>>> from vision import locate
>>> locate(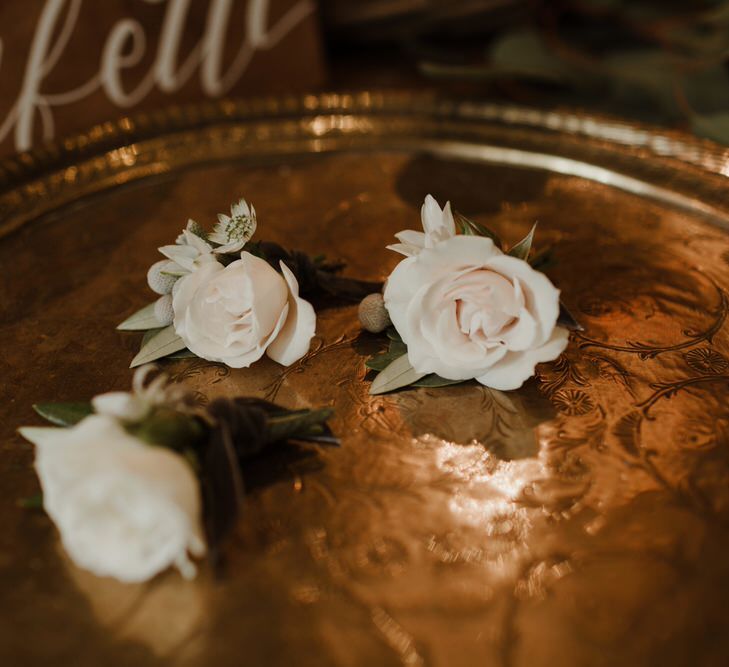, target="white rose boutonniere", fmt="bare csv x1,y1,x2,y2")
21,414,205,583
172,254,315,368
364,195,580,394
19,366,338,583
118,197,380,368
